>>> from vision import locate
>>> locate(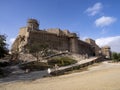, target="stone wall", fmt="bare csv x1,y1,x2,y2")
11,19,111,61
101,46,111,58
85,38,100,56
28,30,70,51
78,40,94,56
